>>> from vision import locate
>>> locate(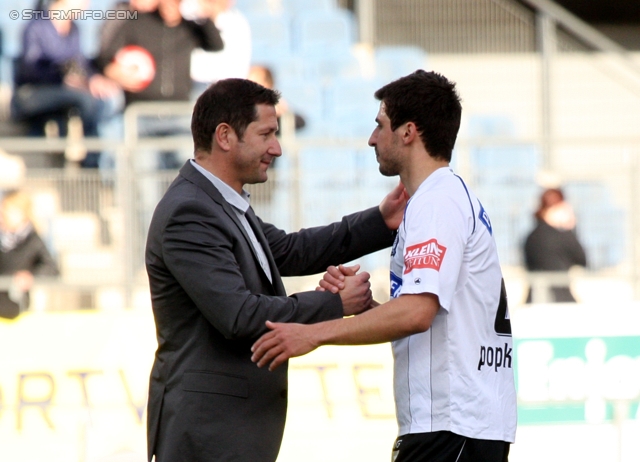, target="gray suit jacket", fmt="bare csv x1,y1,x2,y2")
145,161,395,461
